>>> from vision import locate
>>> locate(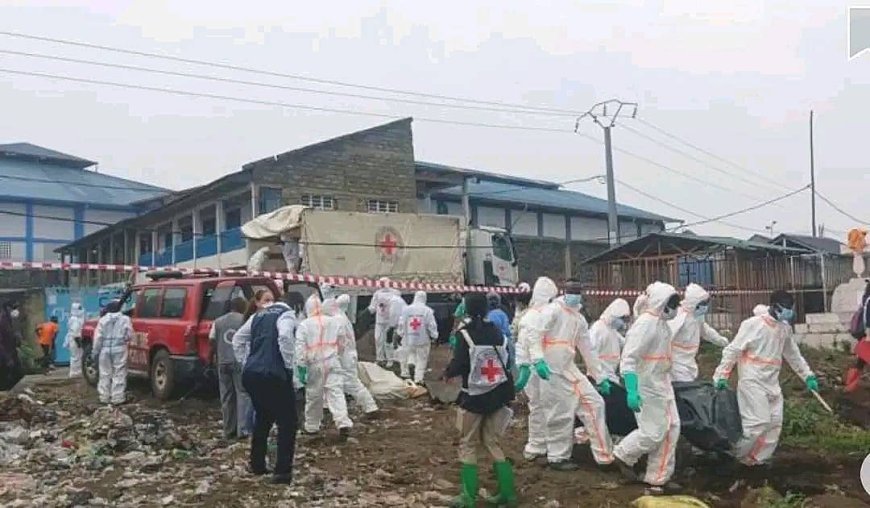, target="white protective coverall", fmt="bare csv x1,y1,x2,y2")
613,282,681,487
367,285,405,365
753,305,769,317
246,246,269,273
280,233,305,274
541,297,614,465
396,291,439,383
515,276,559,460
295,295,353,432
93,309,134,405
668,284,729,383
64,302,85,378
713,313,813,466
589,298,630,385
327,296,378,414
